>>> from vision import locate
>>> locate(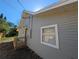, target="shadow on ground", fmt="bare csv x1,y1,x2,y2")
0,42,42,59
